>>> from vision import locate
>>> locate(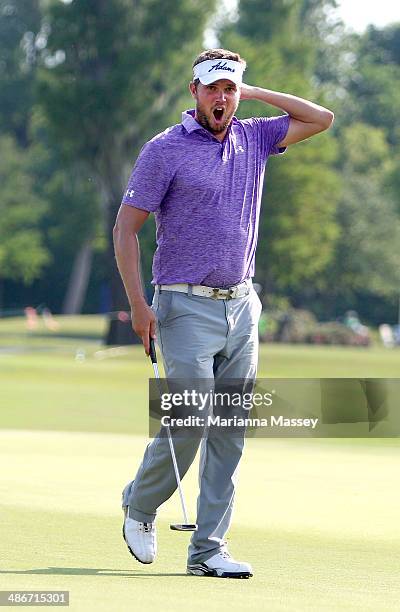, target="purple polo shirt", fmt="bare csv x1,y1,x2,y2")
121,109,290,288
